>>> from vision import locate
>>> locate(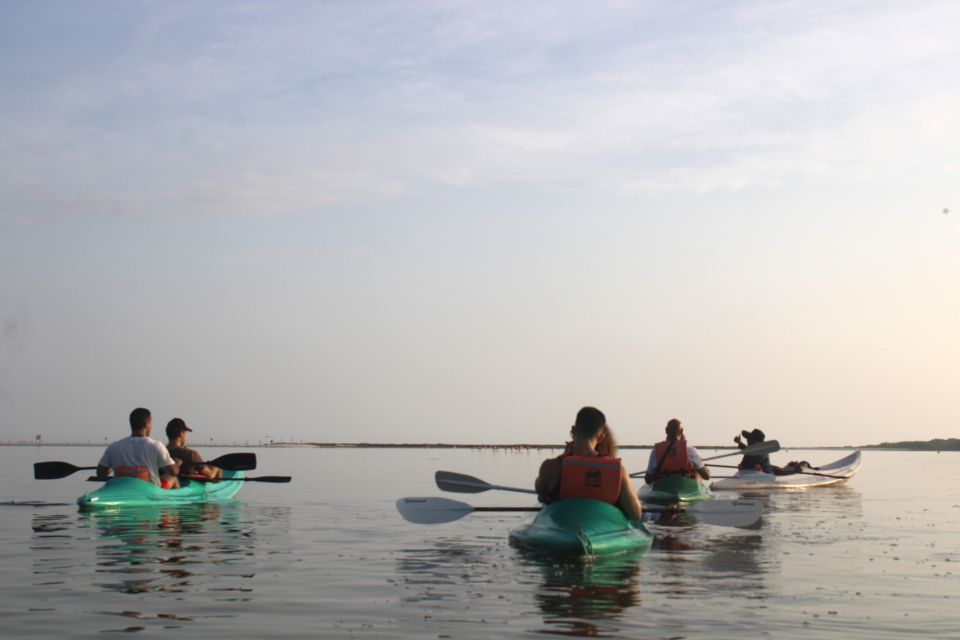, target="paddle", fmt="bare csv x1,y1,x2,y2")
436,471,536,495
34,452,257,480
702,440,780,461
85,474,292,483
187,475,291,483
397,496,763,528
433,471,763,527
709,462,851,480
